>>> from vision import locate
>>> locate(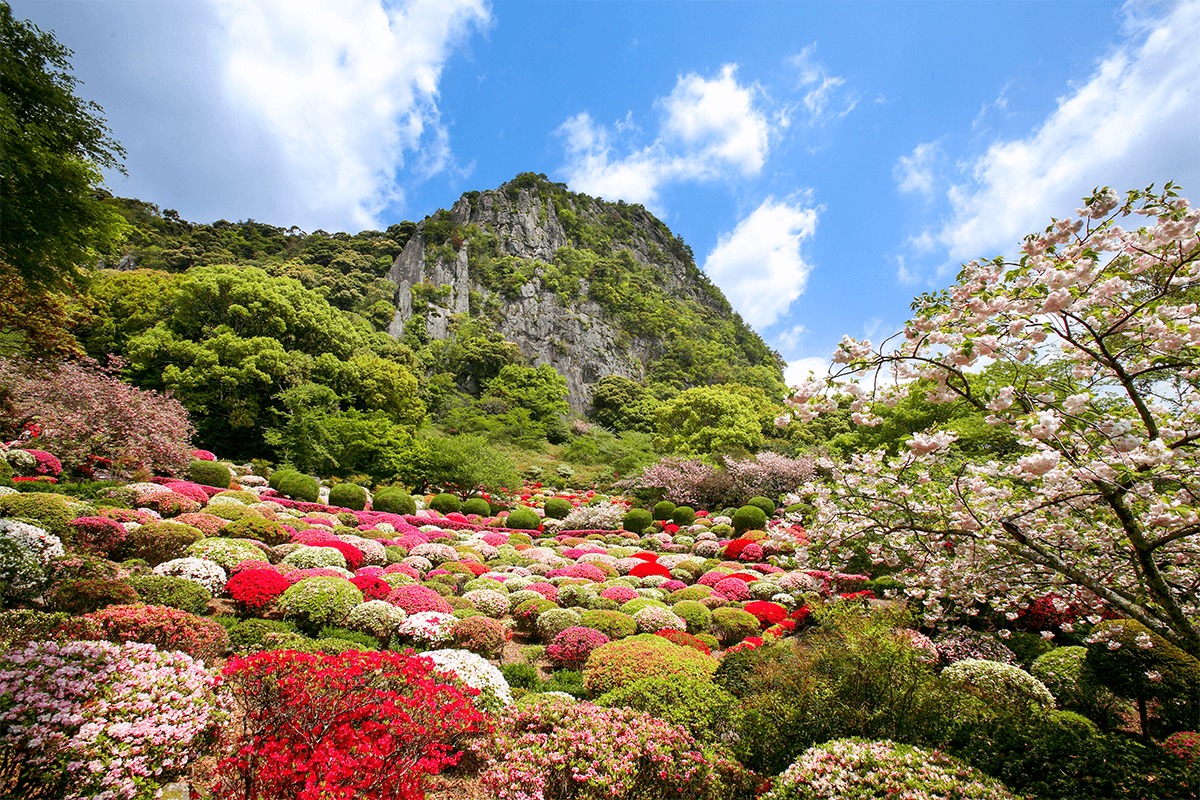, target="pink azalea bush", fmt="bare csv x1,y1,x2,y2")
0,639,220,800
